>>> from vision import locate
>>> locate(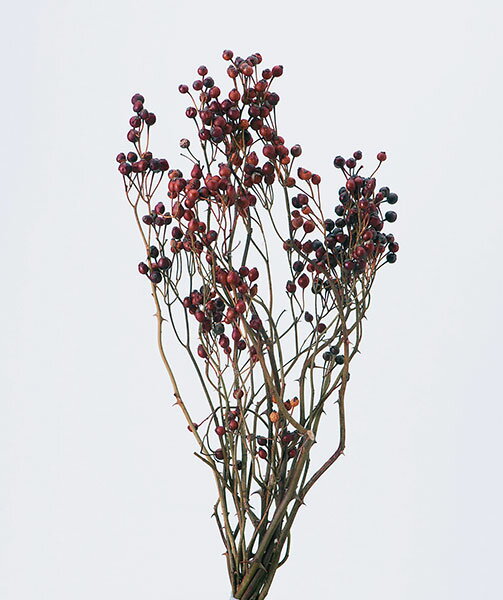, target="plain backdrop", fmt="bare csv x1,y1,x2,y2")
1,1,502,598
